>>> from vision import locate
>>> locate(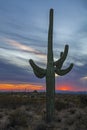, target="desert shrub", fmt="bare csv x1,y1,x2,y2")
65,116,75,126
35,123,47,130
0,93,31,109
0,113,3,118
68,108,76,114
75,113,87,129
79,94,87,107
62,128,69,130
55,100,69,111
8,108,28,128
0,116,10,130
